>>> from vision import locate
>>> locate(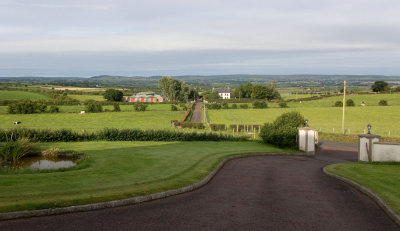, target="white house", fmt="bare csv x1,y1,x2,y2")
214,88,231,99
